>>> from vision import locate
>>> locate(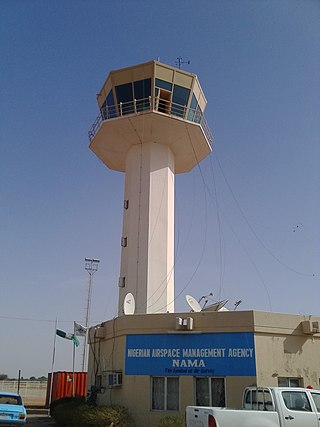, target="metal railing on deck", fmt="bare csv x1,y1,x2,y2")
88,96,213,147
